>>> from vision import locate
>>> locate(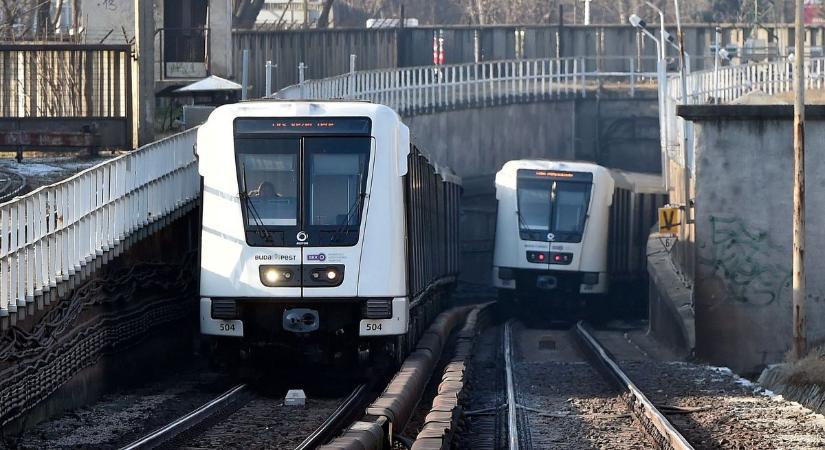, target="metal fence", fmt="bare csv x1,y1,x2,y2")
234,28,398,98
0,44,132,119
278,56,659,116
235,24,825,98
0,128,199,323
662,57,825,168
